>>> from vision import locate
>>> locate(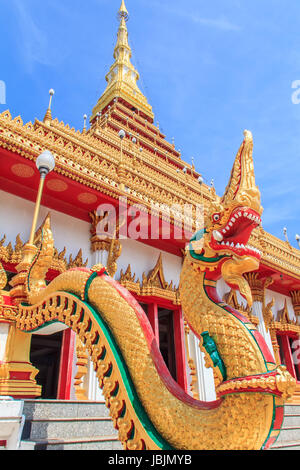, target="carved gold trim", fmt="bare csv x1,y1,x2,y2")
89,210,122,277
269,329,281,366
267,299,300,371
244,272,263,303
119,265,140,294
119,254,180,304
183,320,200,400
261,278,275,332
0,304,18,322
216,366,296,401
0,233,88,273
269,299,300,335
291,290,300,318
0,262,7,291
74,336,89,401
0,109,213,228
